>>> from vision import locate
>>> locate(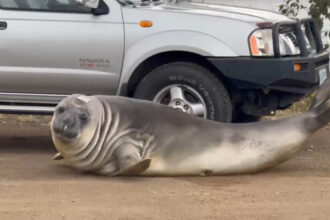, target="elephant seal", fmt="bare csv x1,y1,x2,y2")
51,78,330,176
